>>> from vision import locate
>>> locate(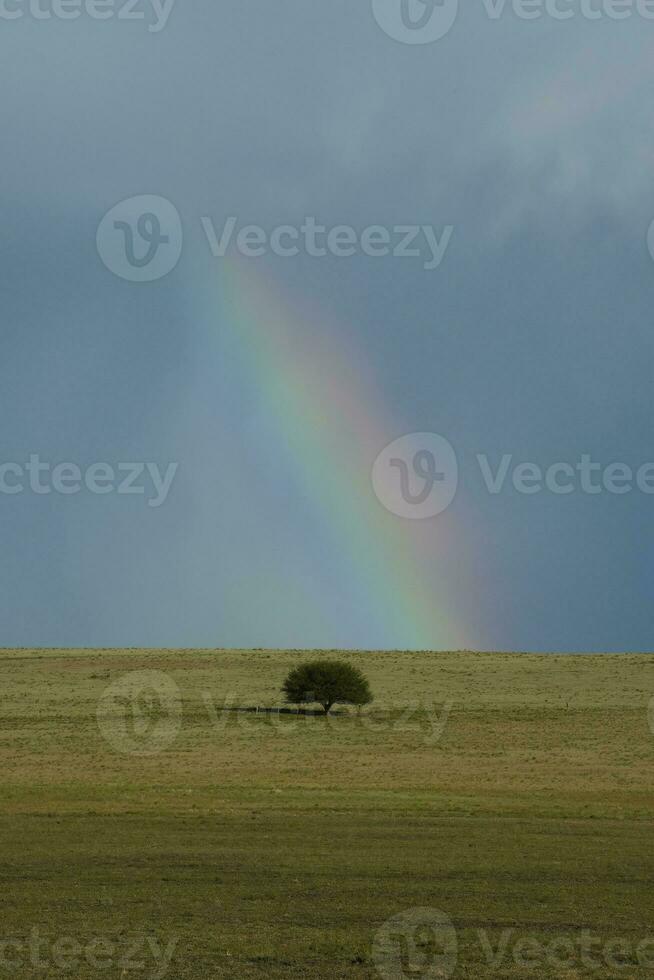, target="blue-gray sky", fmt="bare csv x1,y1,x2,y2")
1,1,653,650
